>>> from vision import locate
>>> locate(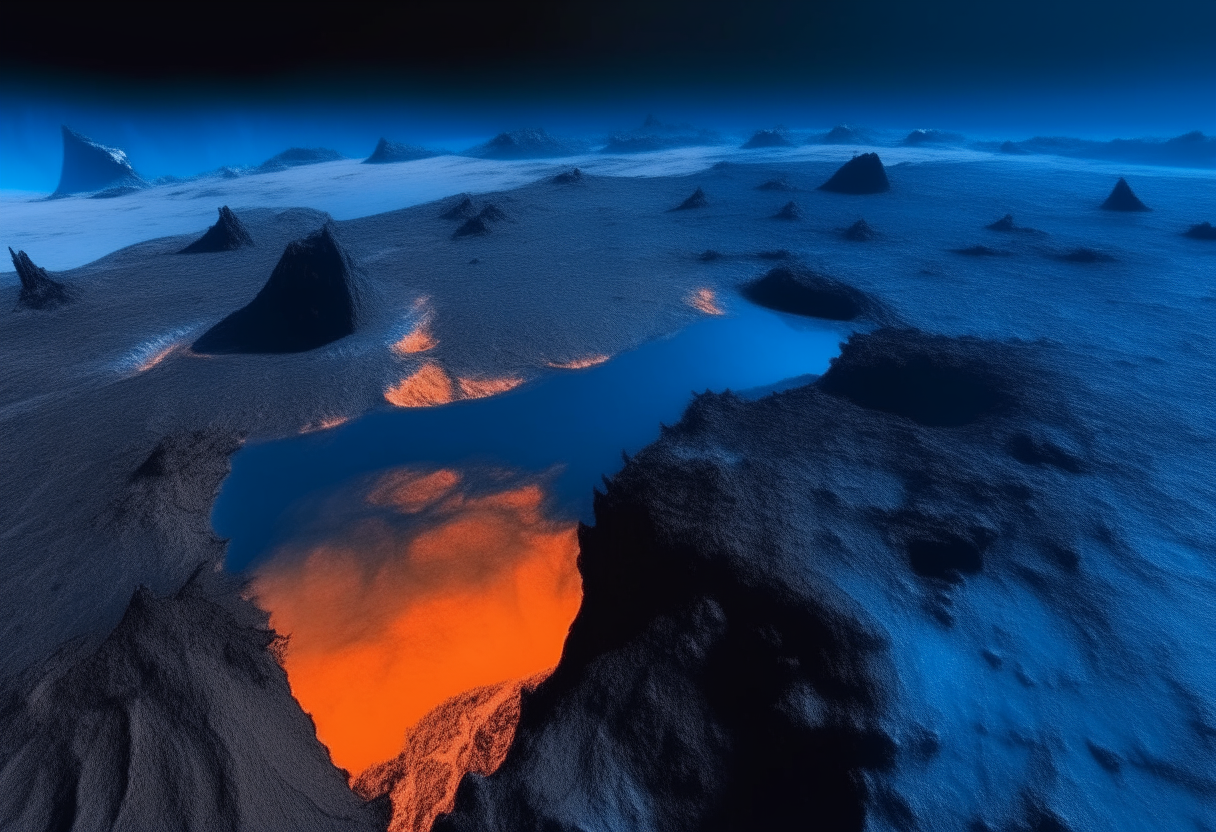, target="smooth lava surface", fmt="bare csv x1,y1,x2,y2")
214,302,846,772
